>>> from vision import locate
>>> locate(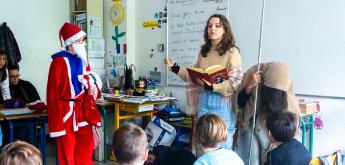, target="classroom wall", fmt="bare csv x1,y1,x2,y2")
296,95,345,157
103,0,130,145
0,0,70,101
132,0,345,157
104,0,128,65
